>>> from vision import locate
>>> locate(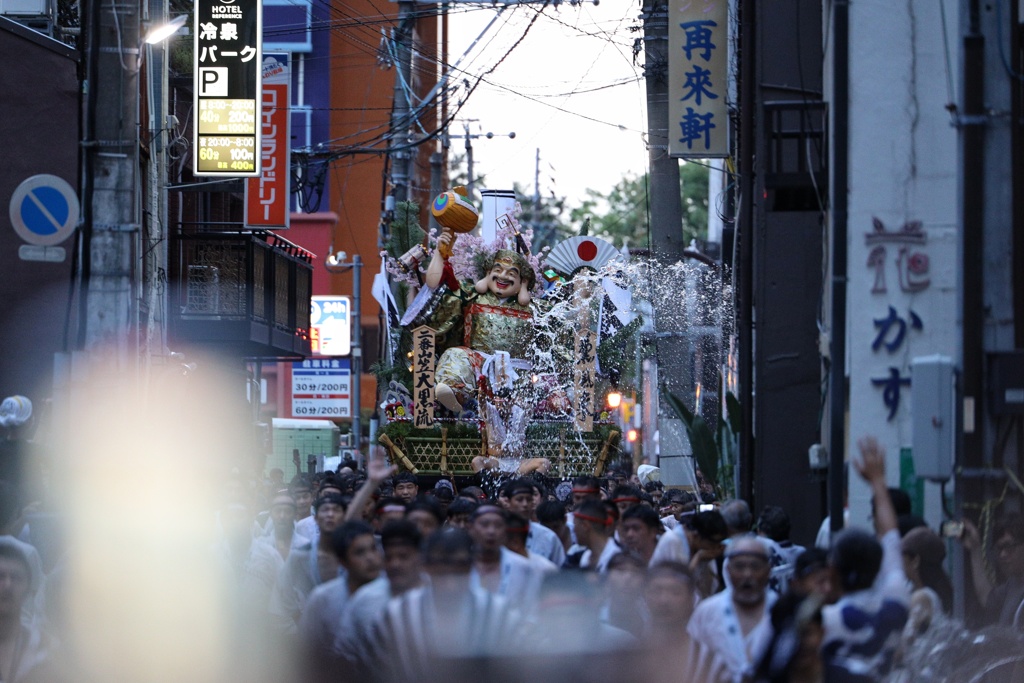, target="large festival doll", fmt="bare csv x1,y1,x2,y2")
414,225,555,476
423,228,537,415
